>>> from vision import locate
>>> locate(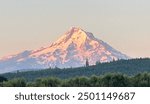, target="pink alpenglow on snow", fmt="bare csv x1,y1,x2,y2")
0,27,129,73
